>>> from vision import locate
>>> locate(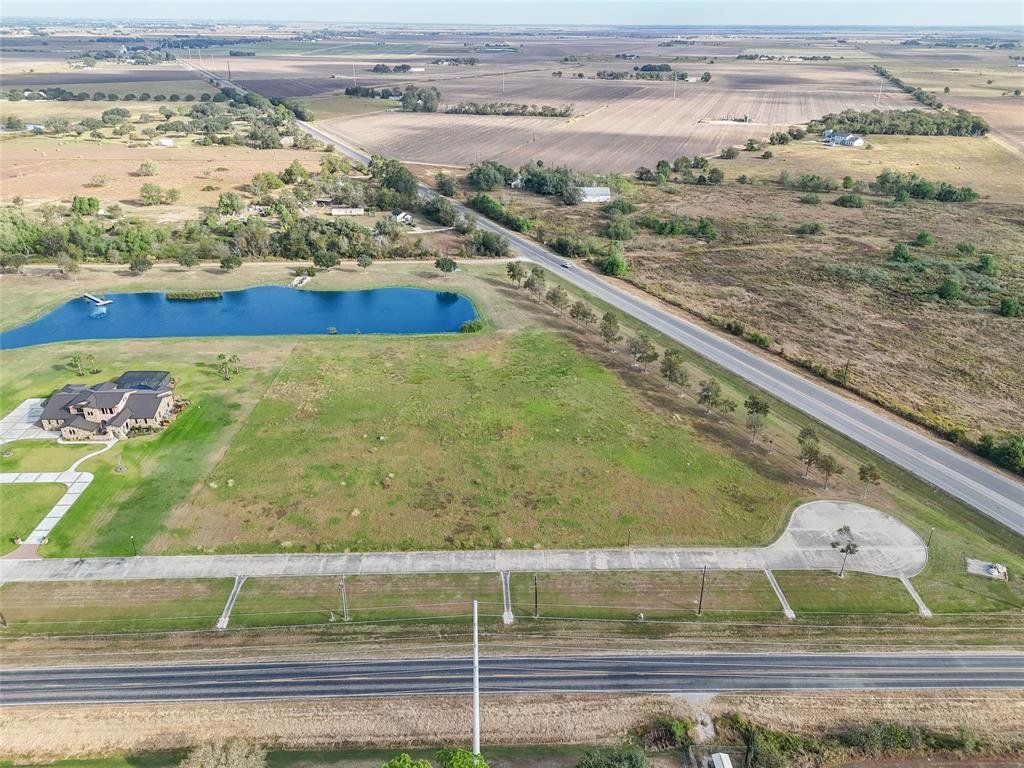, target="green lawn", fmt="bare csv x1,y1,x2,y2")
0,440,100,473
0,579,234,634
0,335,295,556
230,573,504,627
0,483,65,554
301,94,399,120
